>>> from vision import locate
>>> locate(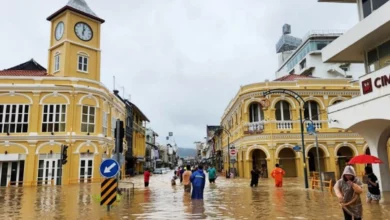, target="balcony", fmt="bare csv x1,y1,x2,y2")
304,120,323,129
244,122,265,135
277,121,293,130
322,1,390,63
